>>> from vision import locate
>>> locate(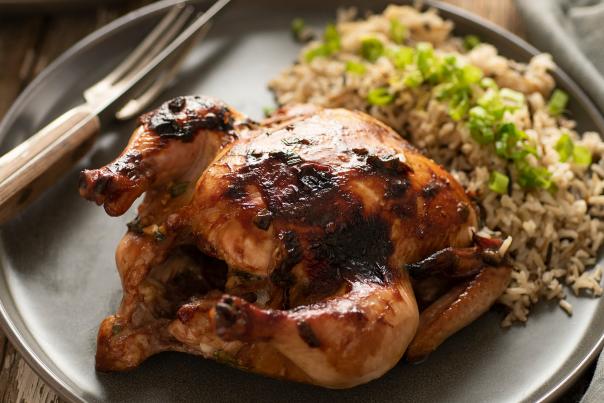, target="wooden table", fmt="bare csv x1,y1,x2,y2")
0,1,595,401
